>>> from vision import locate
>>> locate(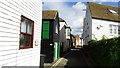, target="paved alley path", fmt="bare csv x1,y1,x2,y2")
63,48,90,68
